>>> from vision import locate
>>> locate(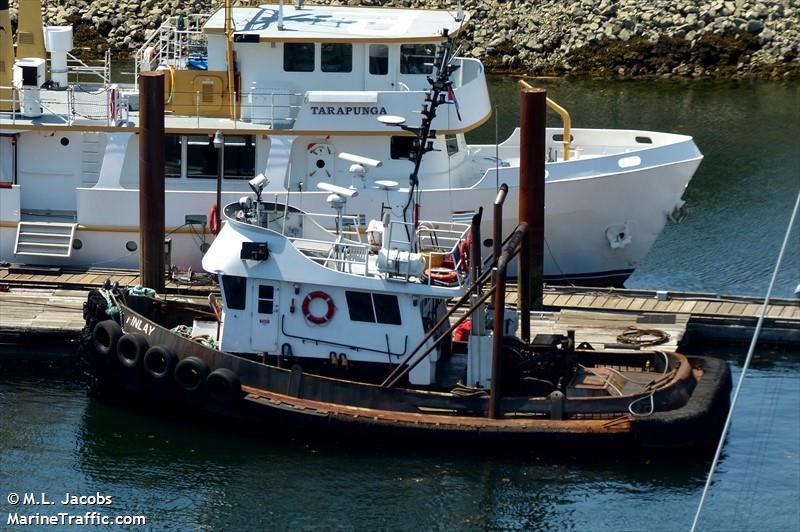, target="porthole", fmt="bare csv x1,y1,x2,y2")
72,238,83,250
125,240,138,252
316,159,325,168
60,137,70,146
